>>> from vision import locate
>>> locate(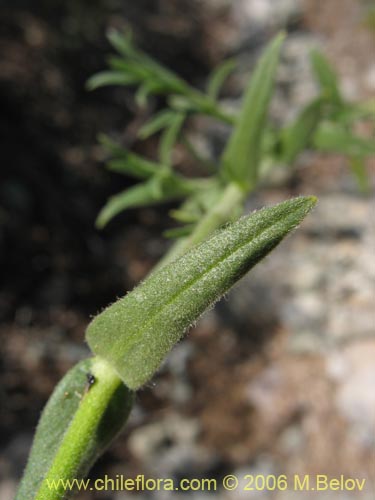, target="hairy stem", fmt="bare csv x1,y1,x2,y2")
155,182,246,270
34,358,130,500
